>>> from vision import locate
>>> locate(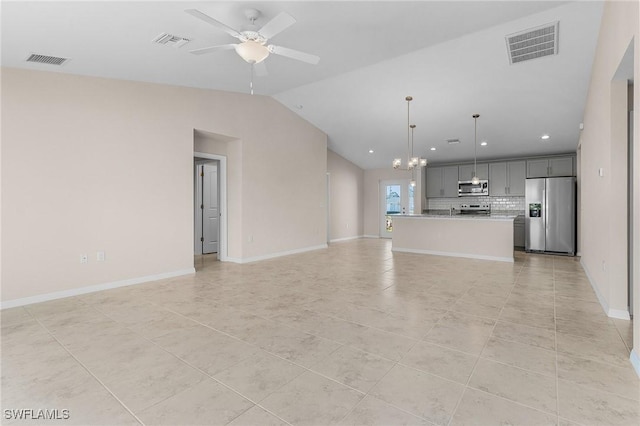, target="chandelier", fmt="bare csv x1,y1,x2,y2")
393,96,427,187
